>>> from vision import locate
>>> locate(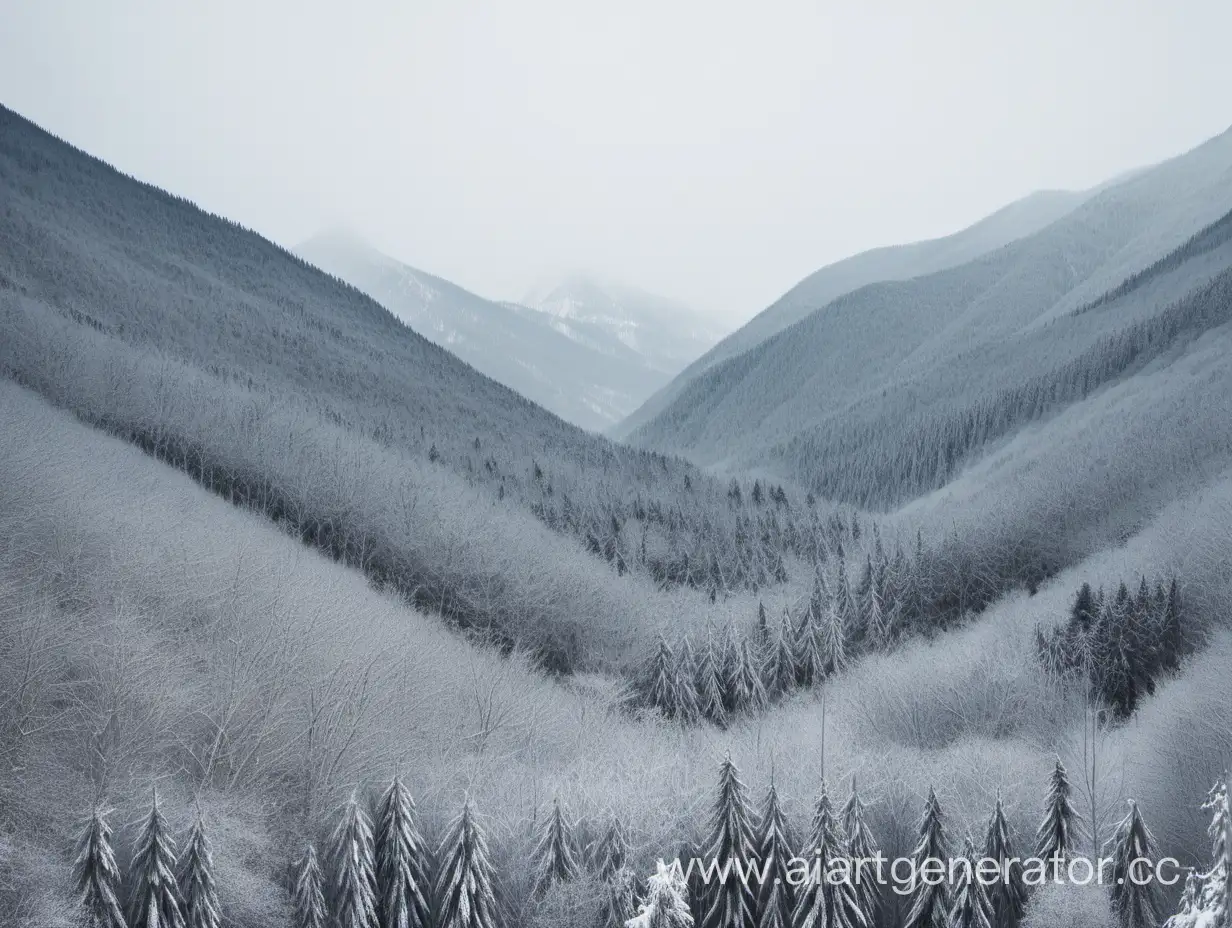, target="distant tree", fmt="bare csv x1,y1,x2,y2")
1036,758,1082,878
821,594,848,676
72,805,127,928
792,780,866,928
949,838,994,928
754,780,795,928
730,641,768,716
903,788,950,928
696,635,729,726
533,798,580,898
841,776,881,925
756,602,770,649
333,793,379,928
434,801,499,928
700,756,758,928
178,807,221,928
1105,801,1164,928
128,790,185,928
374,777,431,928
629,859,694,928
292,844,328,928
752,481,765,506
643,635,682,719
764,613,798,698
675,637,702,724
983,797,1027,928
